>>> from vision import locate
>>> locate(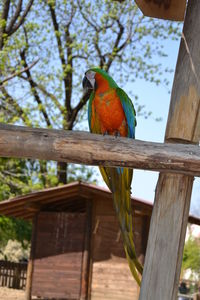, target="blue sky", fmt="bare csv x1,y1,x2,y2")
93,31,200,218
